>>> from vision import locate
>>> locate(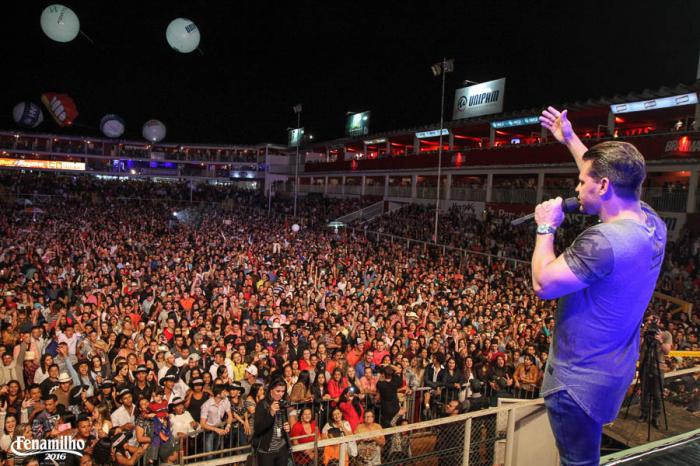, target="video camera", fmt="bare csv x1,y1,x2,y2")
644,316,661,344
